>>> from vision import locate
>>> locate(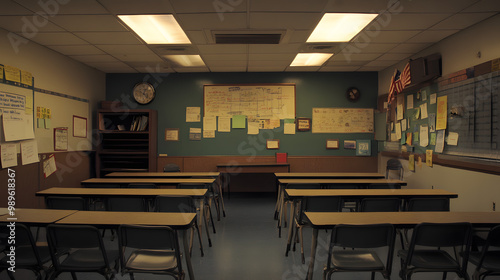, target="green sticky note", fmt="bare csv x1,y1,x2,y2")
37,118,45,128
413,132,419,142
44,119,51,129
232,115,246,128
430,133,437,146
284,118,295,124
401,133,406,145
